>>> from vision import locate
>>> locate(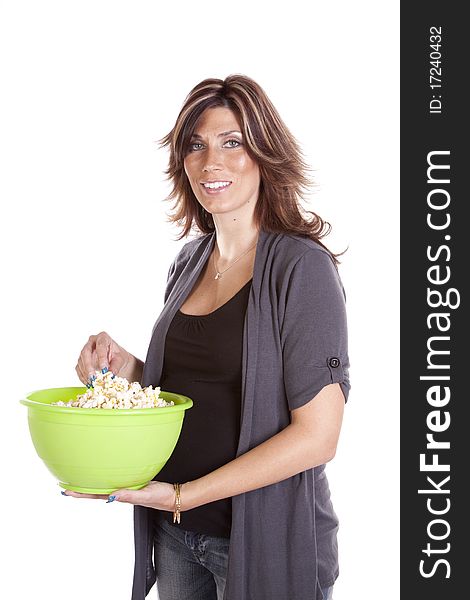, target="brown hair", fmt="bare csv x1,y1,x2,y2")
158,74,344,264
